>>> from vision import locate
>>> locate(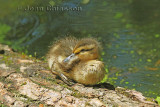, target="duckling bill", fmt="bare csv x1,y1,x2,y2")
63,53,75,62
46,37,105,85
